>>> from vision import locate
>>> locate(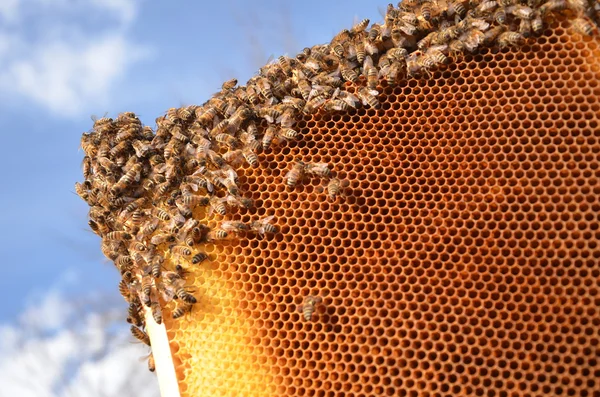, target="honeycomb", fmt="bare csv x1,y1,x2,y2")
165,20,600,397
